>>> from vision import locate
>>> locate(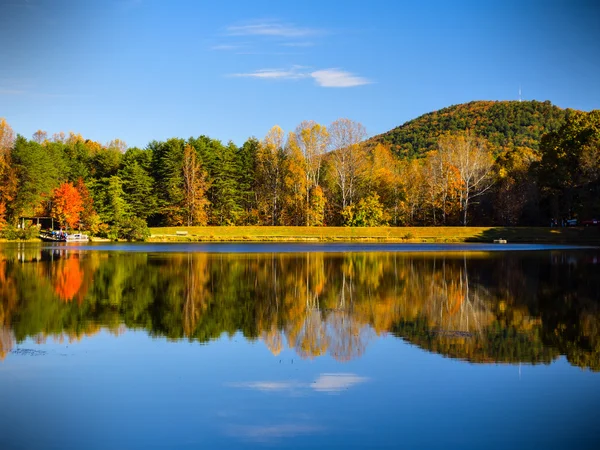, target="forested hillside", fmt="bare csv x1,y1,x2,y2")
370,100,570,158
